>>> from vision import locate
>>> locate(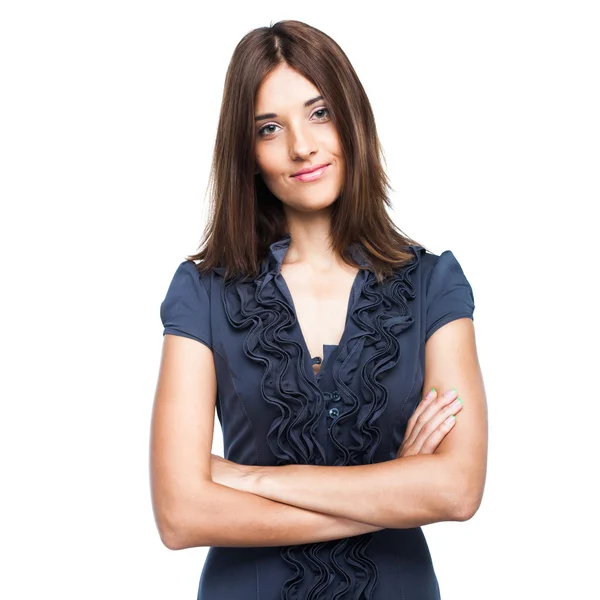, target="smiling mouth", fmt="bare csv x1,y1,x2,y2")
292,164,330,182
